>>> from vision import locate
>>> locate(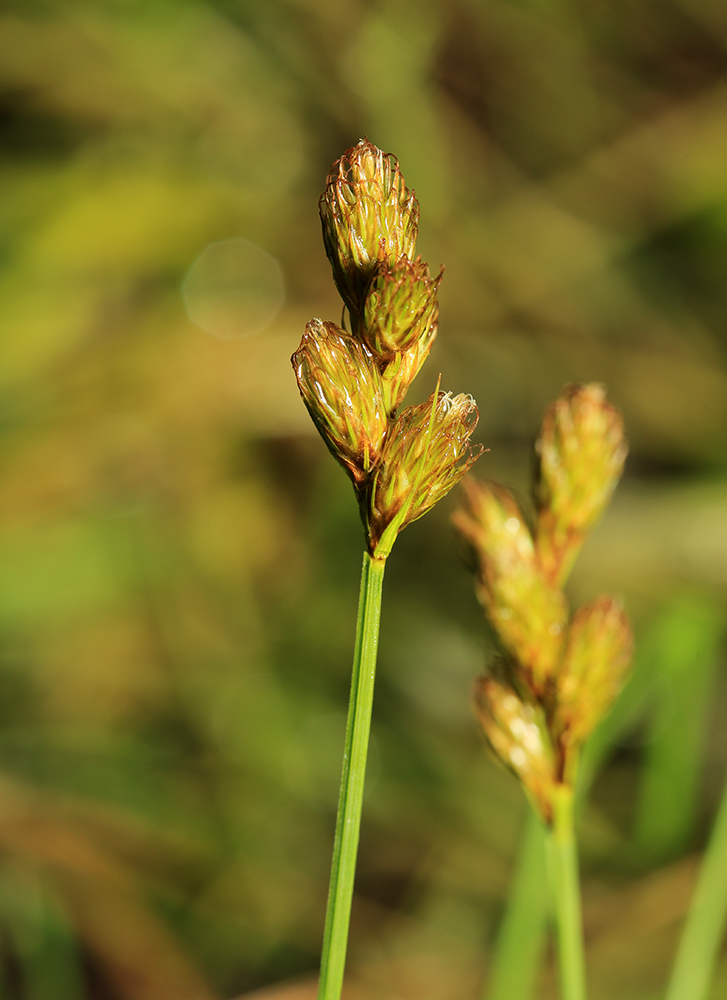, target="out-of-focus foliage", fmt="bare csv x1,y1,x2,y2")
0,0,726,998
